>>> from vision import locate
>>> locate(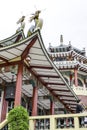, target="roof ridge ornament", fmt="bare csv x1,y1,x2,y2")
16,16,25,33
60,35,63,45
69,41,71,46
27,10,43,37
